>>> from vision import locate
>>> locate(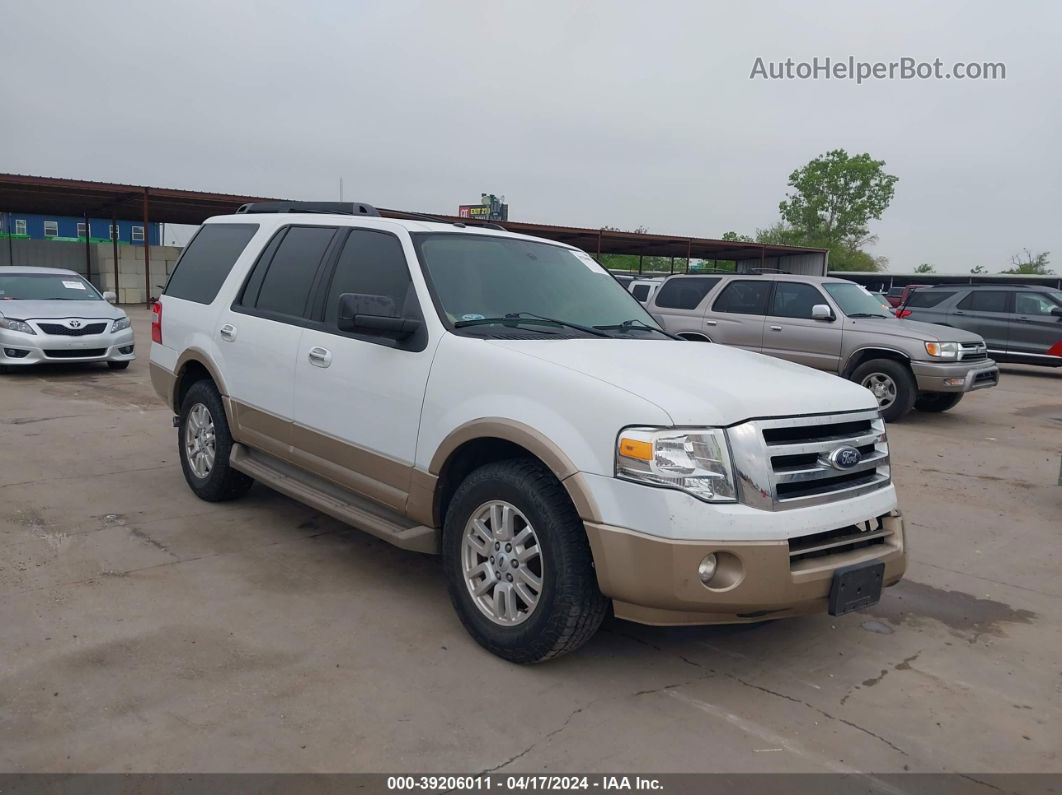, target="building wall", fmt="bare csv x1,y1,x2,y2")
0,238,181,304
0,212,161,245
